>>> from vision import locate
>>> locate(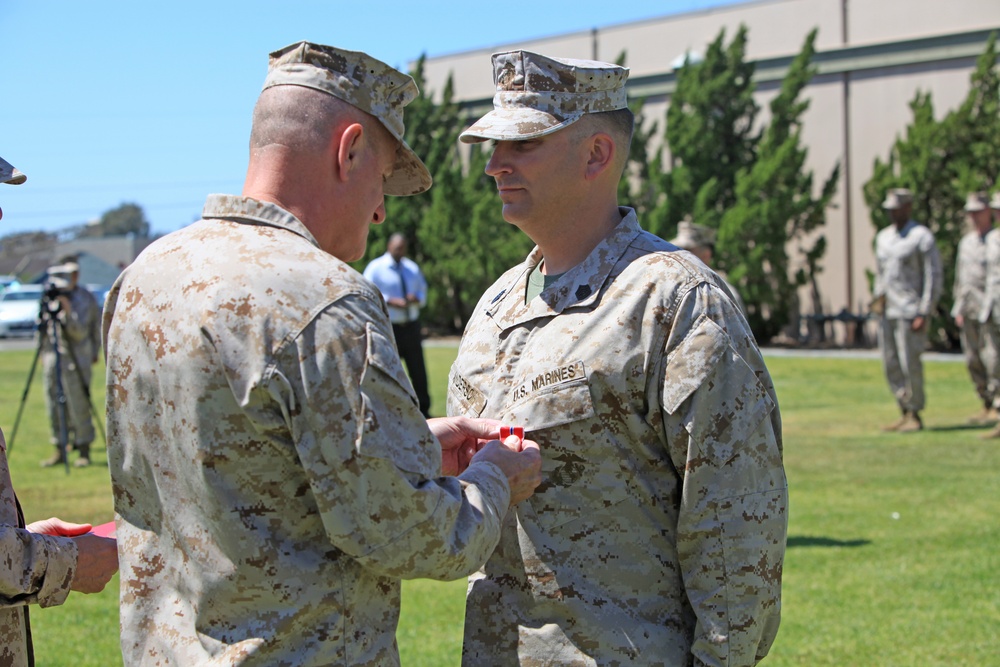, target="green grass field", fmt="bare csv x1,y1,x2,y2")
2,344,997,665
